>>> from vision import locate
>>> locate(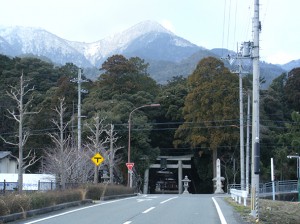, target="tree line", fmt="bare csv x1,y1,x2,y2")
0,54,299,193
